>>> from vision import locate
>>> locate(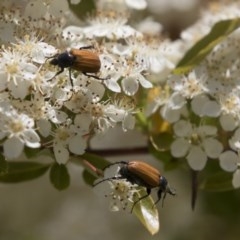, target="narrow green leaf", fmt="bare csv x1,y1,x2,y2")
82,153,109,170
200,171,234,192
174,18,240,74
0,161,50,183
50,163,70,190
133,189,159,235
